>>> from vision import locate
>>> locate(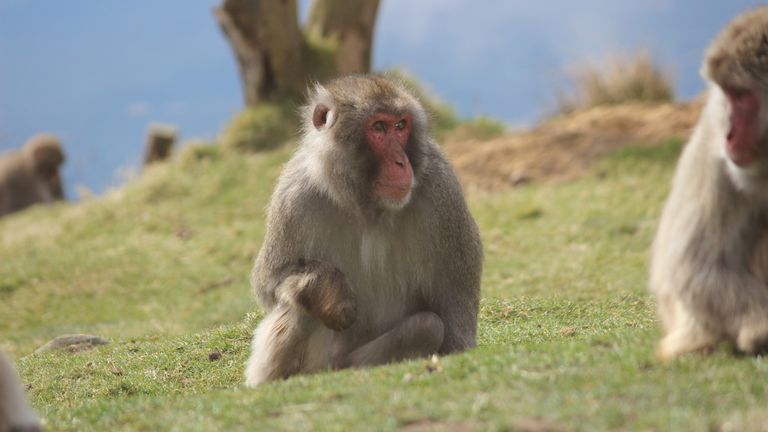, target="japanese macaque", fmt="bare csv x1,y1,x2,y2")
244,75,483,386
650,6,768,359
0,351,40,432
0,134,65,217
